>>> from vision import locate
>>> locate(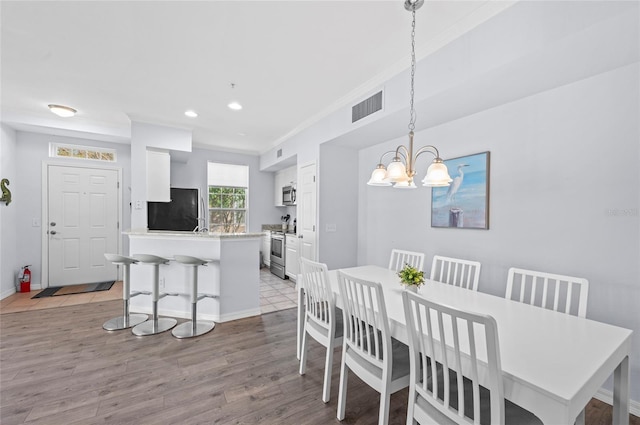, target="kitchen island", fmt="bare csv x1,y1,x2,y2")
125,230,261,322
